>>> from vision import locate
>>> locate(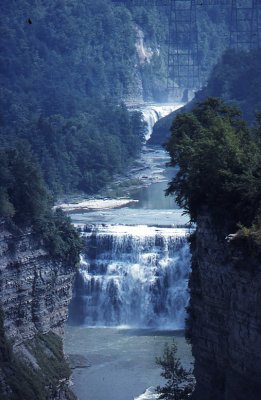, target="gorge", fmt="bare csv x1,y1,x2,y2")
64,102,194,400
1,94,260,400
1,2,261,399
66,99,261,400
